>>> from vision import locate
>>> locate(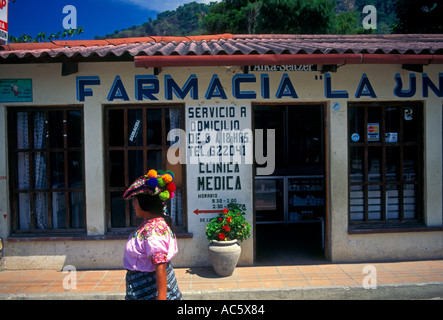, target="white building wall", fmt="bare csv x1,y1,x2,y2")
0,61,441,269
